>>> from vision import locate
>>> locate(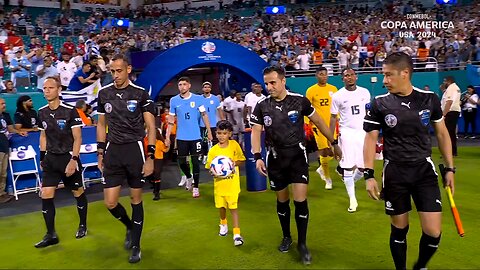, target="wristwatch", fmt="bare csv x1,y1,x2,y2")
71,156,79,161
444,167,456,174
